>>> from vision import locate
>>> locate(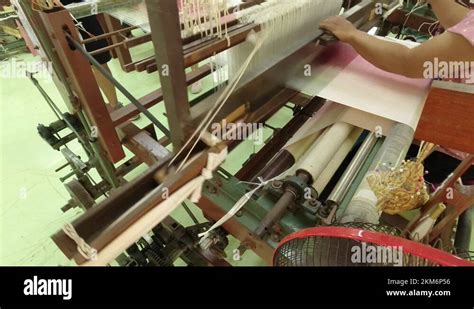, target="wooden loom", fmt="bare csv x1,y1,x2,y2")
19,0,474,266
